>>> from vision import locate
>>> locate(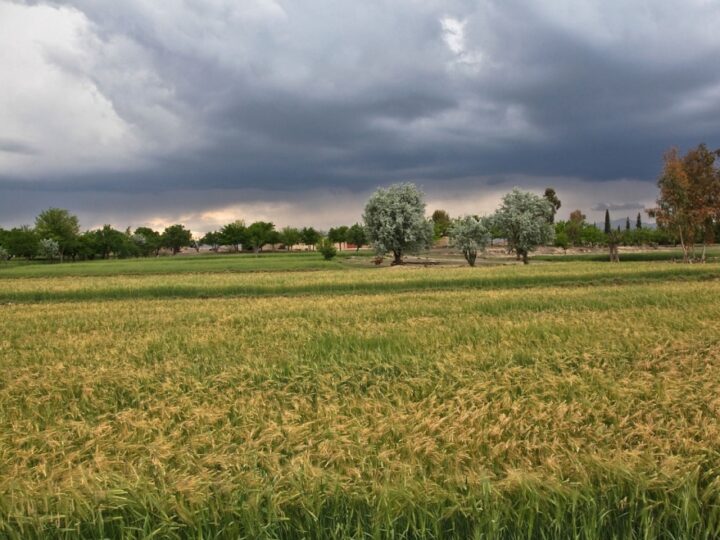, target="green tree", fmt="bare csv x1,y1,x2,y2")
492,188,555,264
487,217,503,246
363,182,433,265
431,209,452,239
0,245,9,262
161,224,193,255
76,231,100,260
300,227,321,250
94,225,126,259
220,221,246,252
580,224,605,247
266,229,281,251
543,188,562,223
4,226,39,259
200,231,223,252
119,228,140,258
346,223,367,252
636,212,642,230
604,209,611,235
449,215,489,266
566,210,586,246
327,226,349,249
625,216,631,231
279,227,301,251
34,208,80,262
246,221,276,253
133,227,162,257
554,231,570,253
